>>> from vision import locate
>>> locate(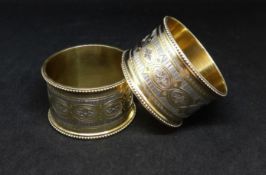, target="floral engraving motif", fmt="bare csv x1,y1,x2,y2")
52,98,69,116
72,105,96,123
167,89,192,108
152,67,172,89
143,49,166,64
104,100,123,119
144,48,152,61
156,54,167,63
